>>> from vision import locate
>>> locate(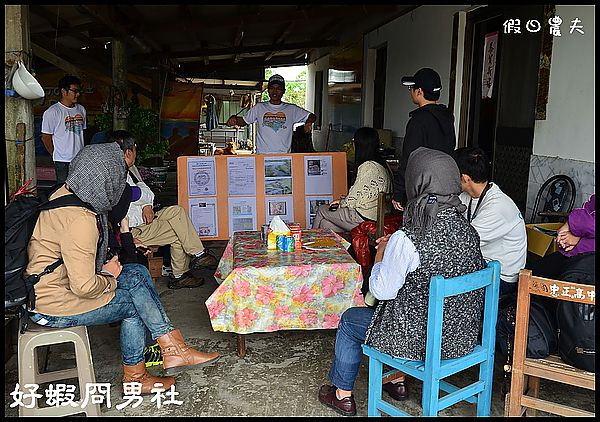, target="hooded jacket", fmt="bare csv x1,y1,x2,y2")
393,104,456,203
